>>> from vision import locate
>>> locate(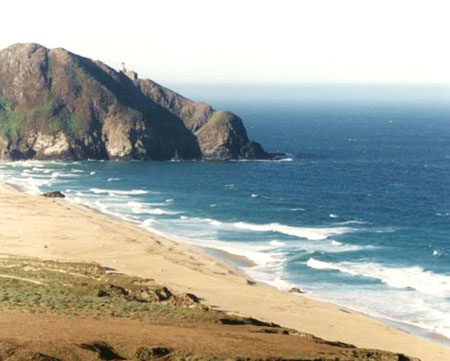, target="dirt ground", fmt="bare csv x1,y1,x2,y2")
0,311,418,361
